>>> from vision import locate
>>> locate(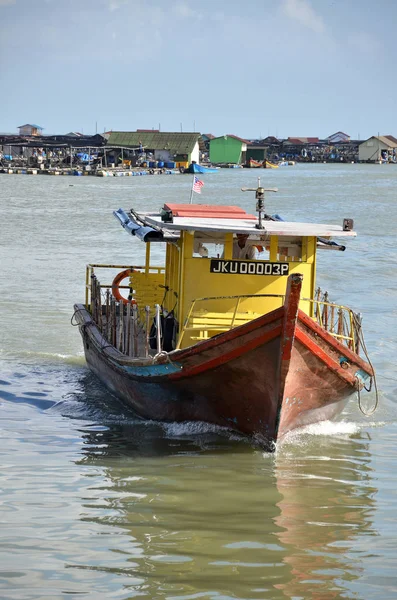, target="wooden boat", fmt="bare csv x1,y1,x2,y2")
245,158,264,168
73,182,375,449
264,160,279,168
